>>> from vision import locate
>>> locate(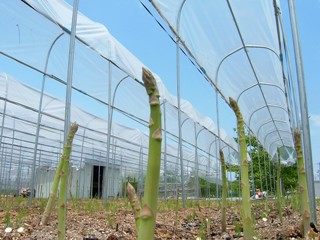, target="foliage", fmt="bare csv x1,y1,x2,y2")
280,163,298,192
198,177,221,198
4,209,11,227
233,132,298,195
228,180,241,197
